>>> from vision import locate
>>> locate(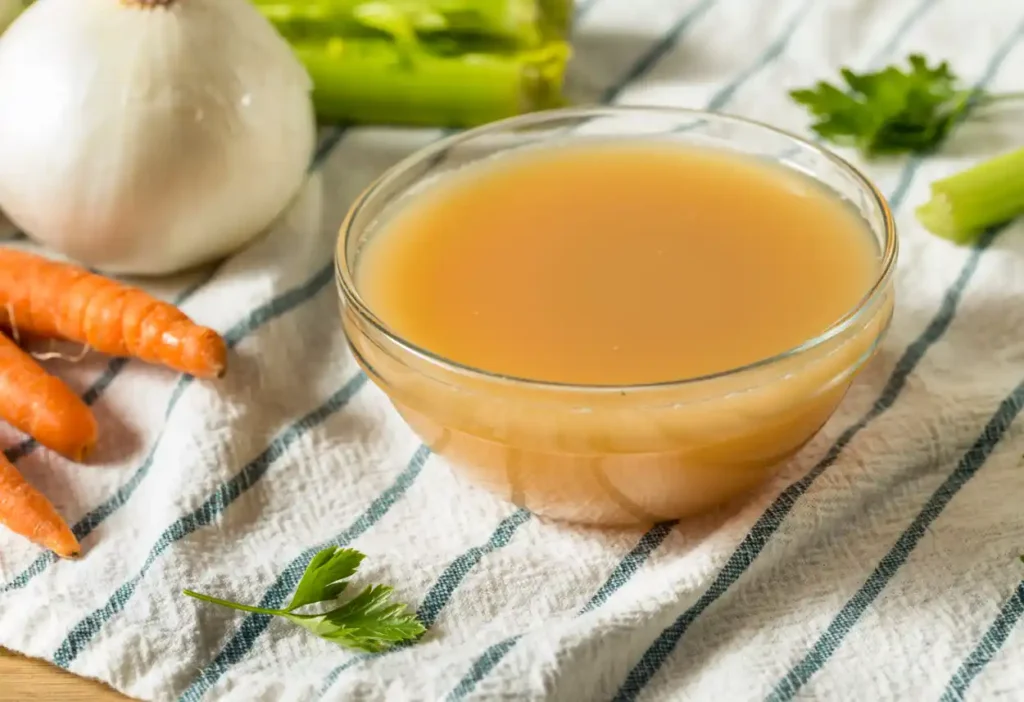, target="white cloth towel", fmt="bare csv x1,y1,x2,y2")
1,1,1023,700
